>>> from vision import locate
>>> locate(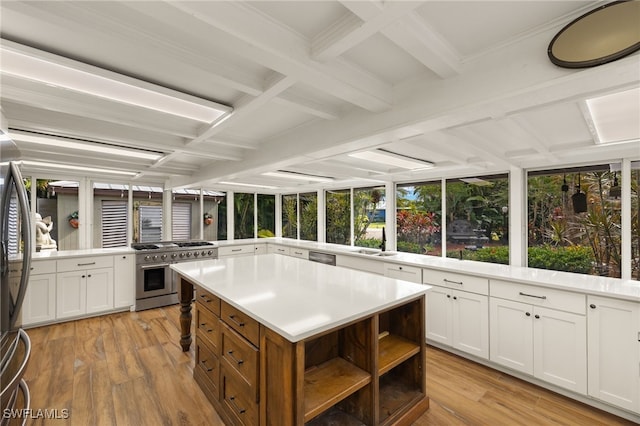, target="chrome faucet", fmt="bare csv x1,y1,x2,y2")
380,227,386,251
